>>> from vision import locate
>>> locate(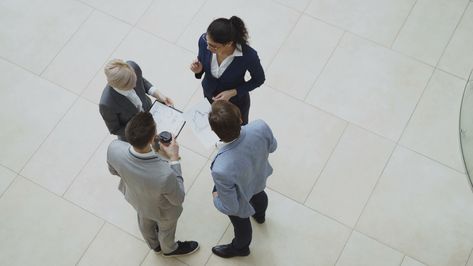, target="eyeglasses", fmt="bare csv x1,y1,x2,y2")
202,34,222,50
